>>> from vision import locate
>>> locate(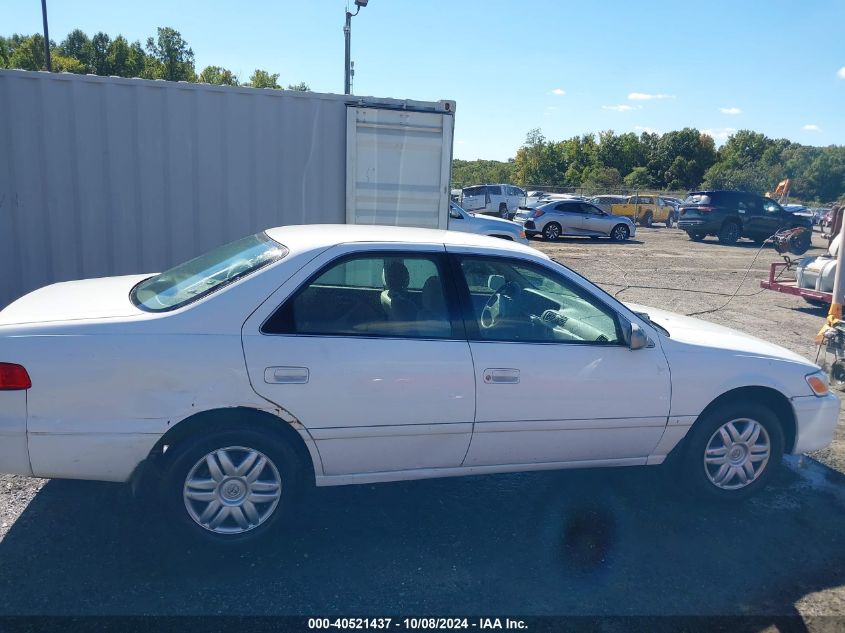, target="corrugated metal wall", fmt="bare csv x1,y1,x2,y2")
0,70,418,308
